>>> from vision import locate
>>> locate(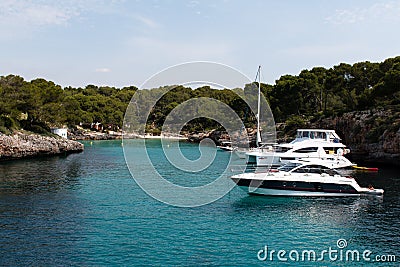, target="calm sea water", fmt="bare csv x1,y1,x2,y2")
0,140,398,266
